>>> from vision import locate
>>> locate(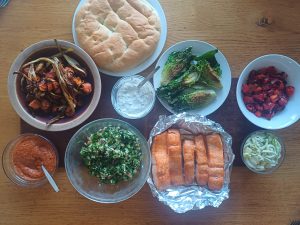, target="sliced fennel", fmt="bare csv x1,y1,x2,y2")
242,132,282,171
